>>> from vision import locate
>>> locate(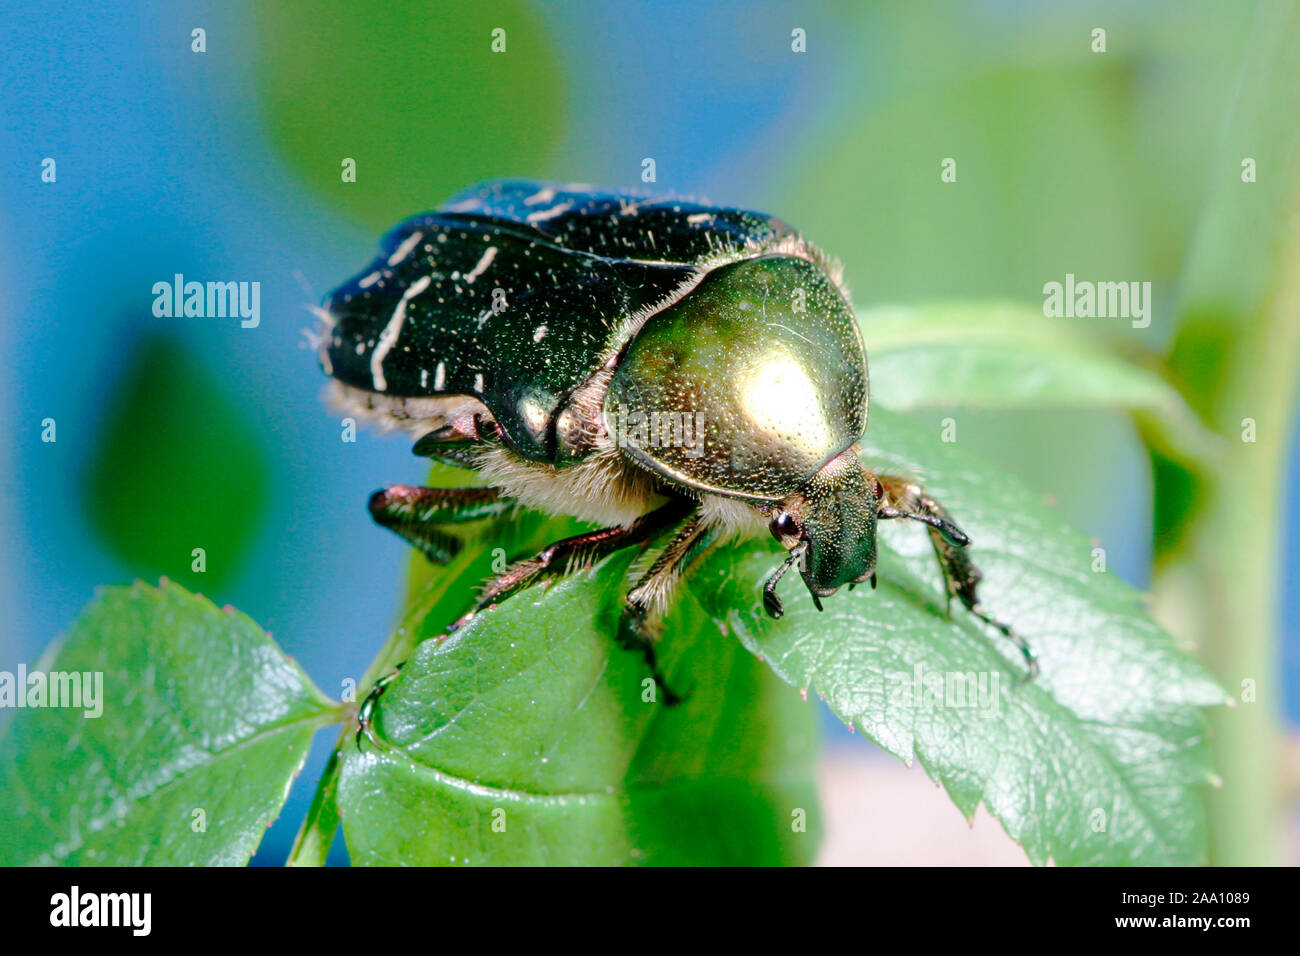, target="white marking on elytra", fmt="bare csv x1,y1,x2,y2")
475,309,495,329
326,379,489,437
533,324,547,343
687,212,712,224
358,271,382,289
420,368,428,388
434,361,446,390
523,186,556,206
463,246,497,284
473,372,485,392
387,231,424,267
371,274,432,391
526,201,572,224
